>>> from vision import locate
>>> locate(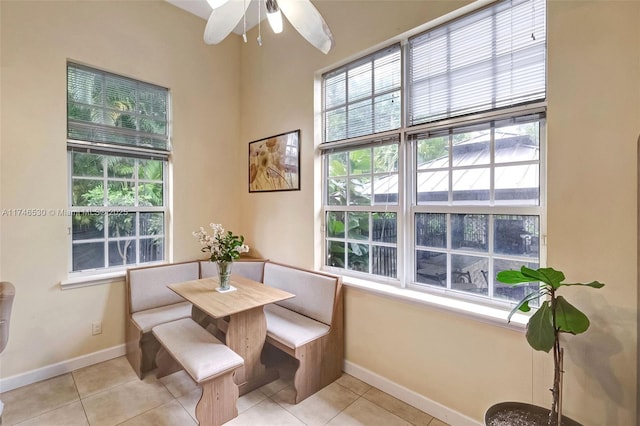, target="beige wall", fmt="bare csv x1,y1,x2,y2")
1,0,638,425
545,1,639,423
237,0,464,266
0,0,242,376
238,0,639,424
